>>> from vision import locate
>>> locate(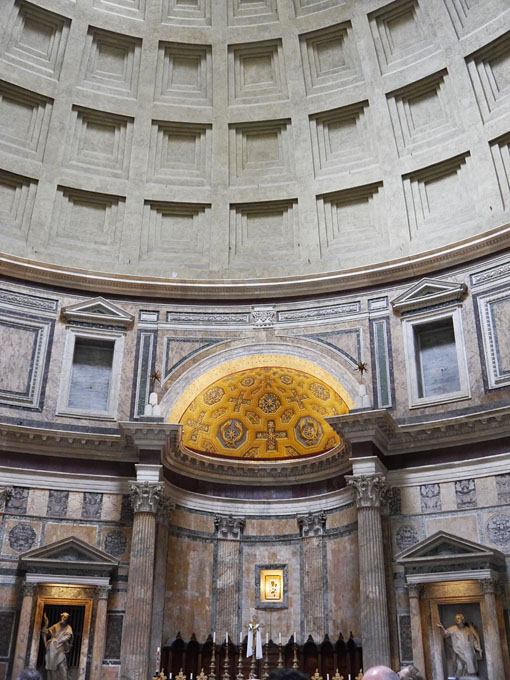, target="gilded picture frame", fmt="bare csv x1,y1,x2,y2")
255,564,288,610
